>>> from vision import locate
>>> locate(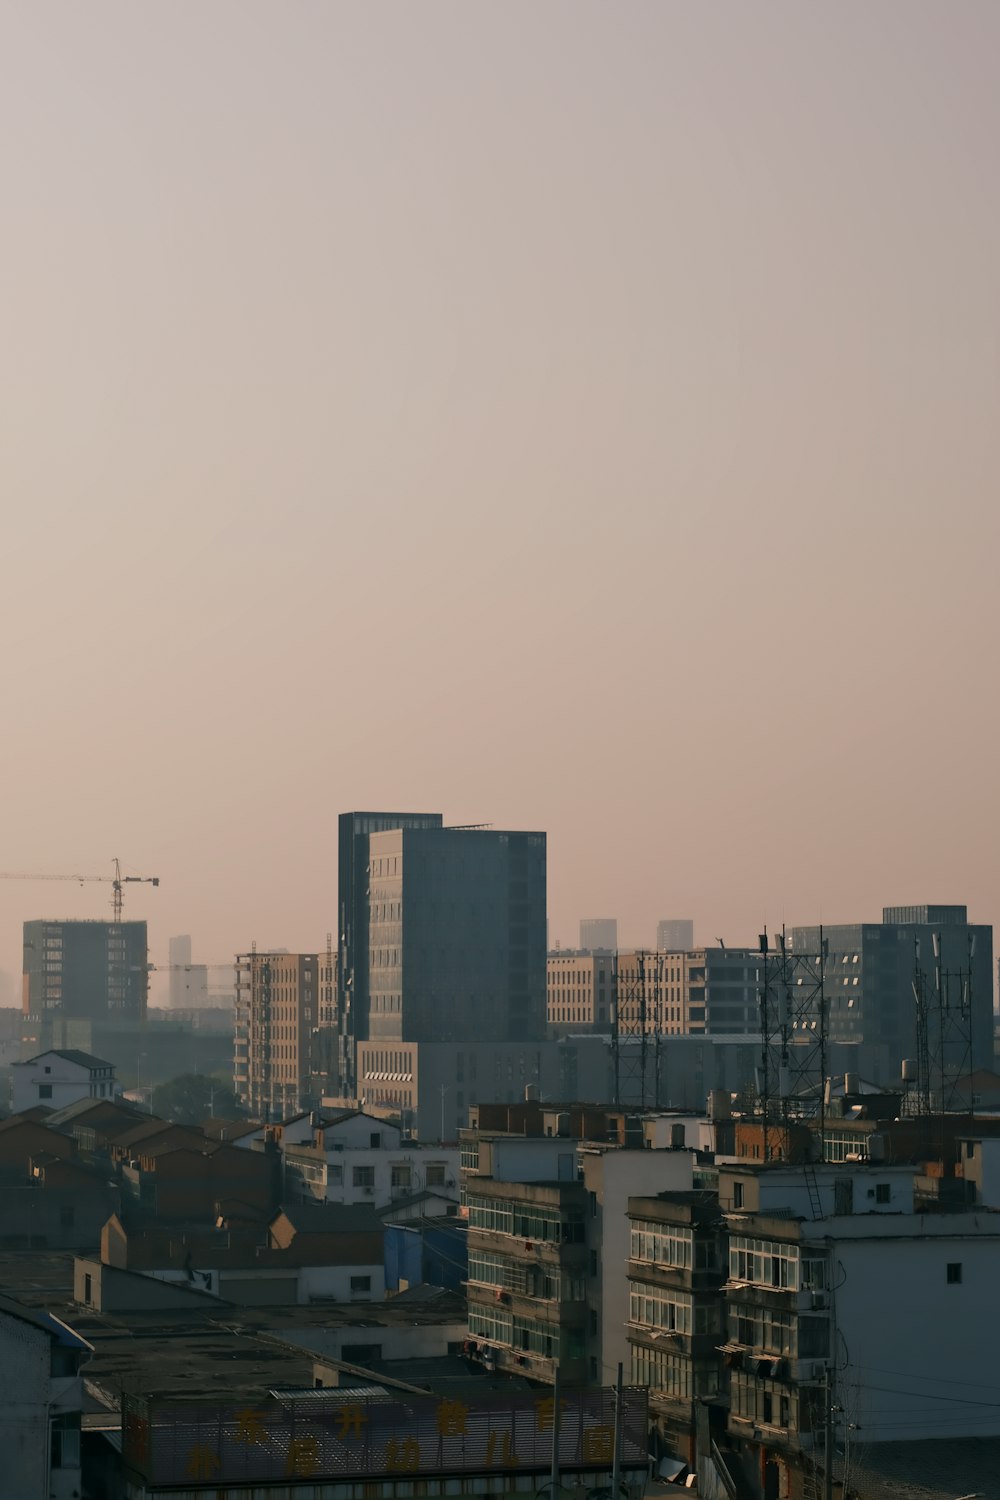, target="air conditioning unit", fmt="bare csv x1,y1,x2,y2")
811,1291,827,1309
